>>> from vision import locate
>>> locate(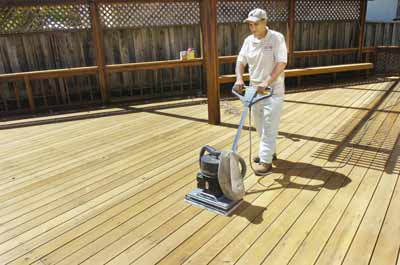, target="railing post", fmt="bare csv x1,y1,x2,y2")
24,77,35,113
200,0,220,125
90,0,109,104
287,0,296,67
358,0,367,62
